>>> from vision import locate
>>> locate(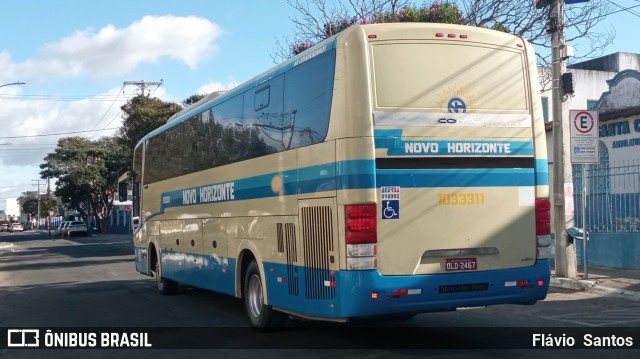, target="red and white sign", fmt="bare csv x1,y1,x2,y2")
569,110,599,164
